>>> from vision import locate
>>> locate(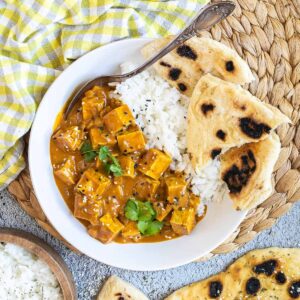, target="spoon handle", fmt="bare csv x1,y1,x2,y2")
123,1,235,78
64,1,235,118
